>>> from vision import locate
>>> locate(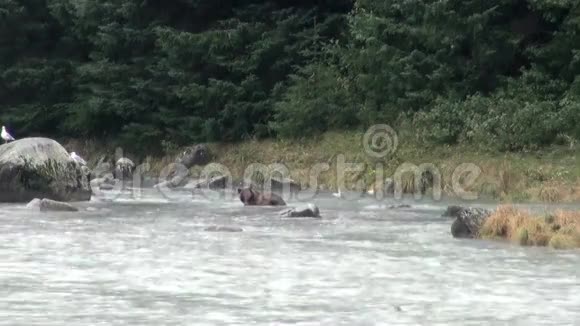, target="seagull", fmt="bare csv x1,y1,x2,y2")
1,126,15,143
333,188,343,199
70,152,87,165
